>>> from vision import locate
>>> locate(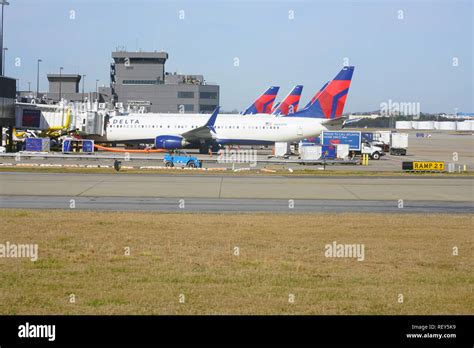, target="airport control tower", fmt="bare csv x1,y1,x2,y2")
111,50,219,113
